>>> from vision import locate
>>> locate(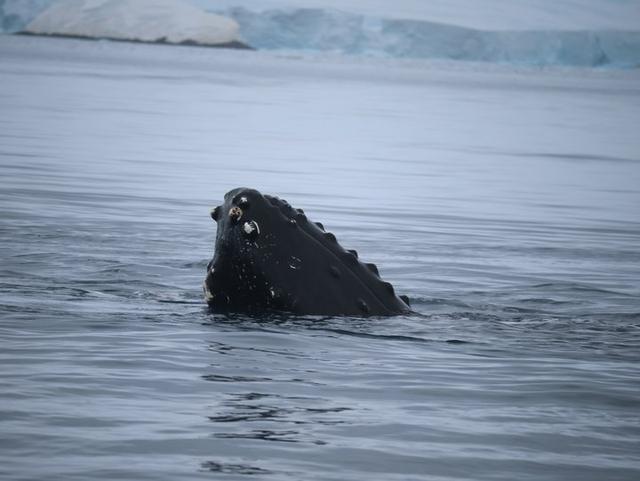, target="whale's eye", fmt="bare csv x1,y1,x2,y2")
242,220,260,240
237,196,250,209
210,206,220,221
